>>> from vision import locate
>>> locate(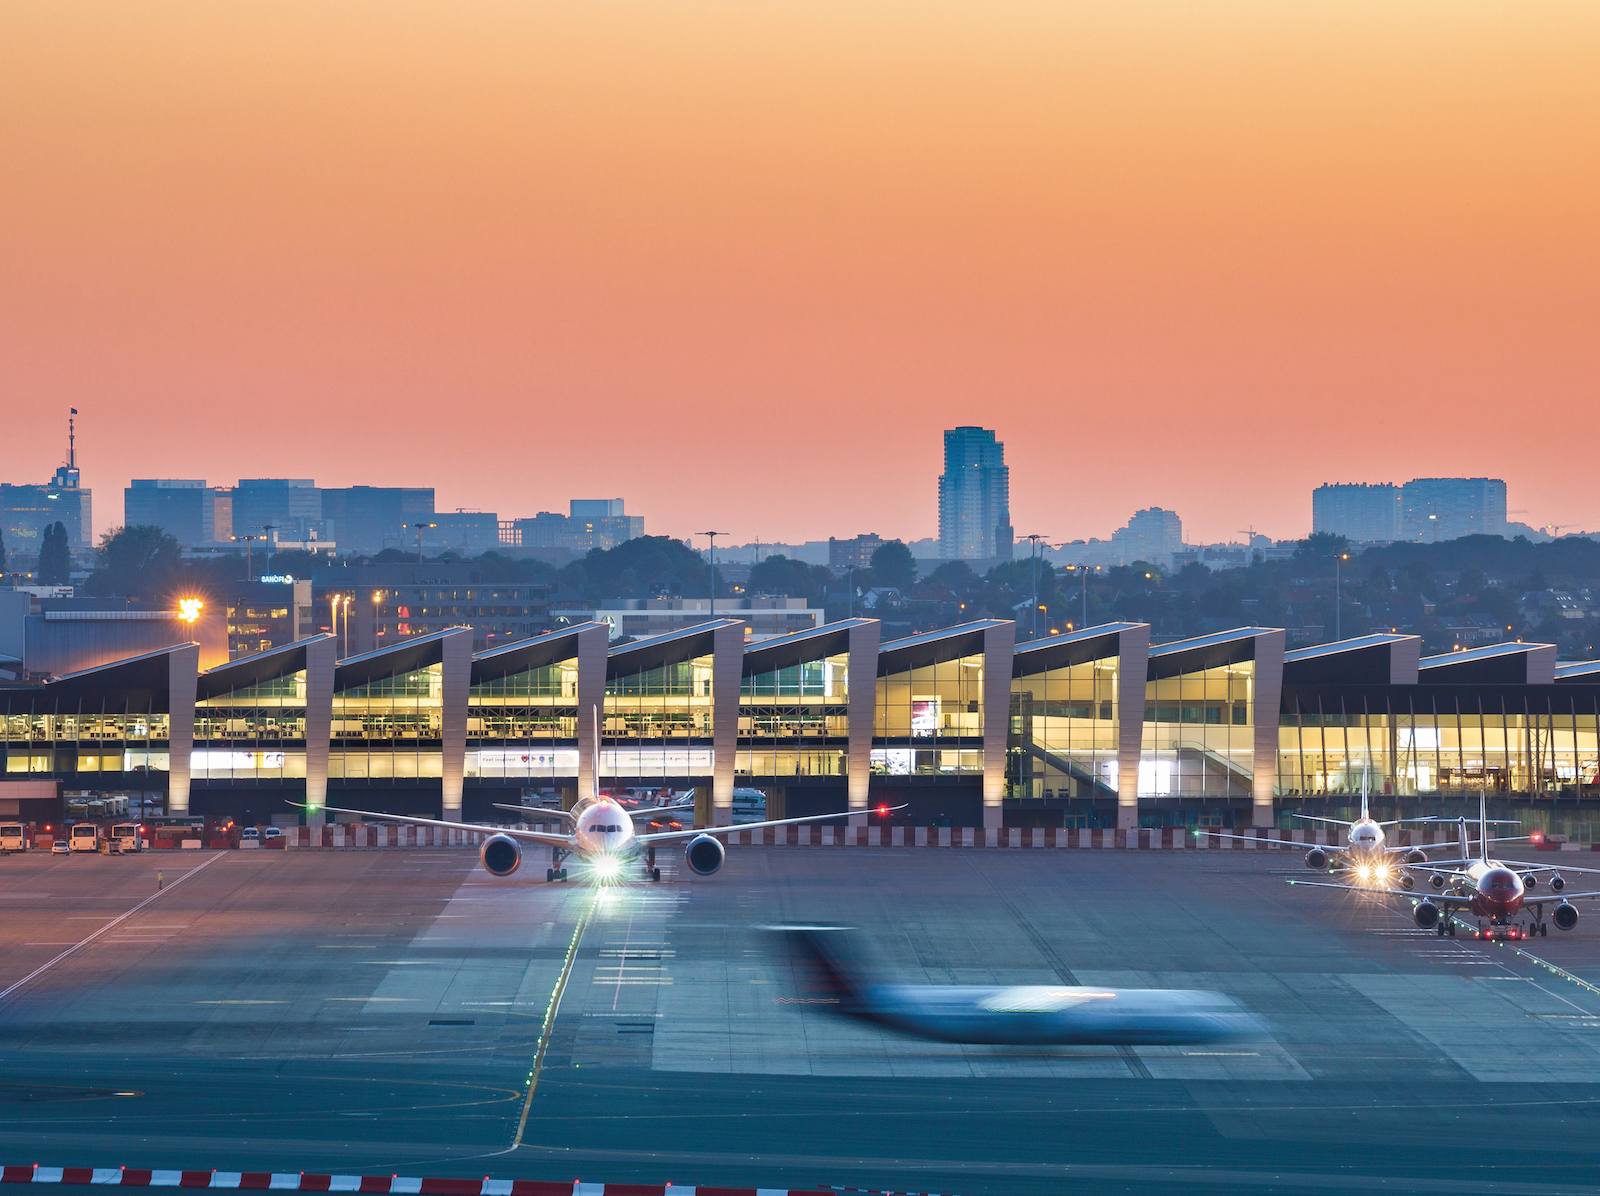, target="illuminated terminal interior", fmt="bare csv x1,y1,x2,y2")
6,619,1600,835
